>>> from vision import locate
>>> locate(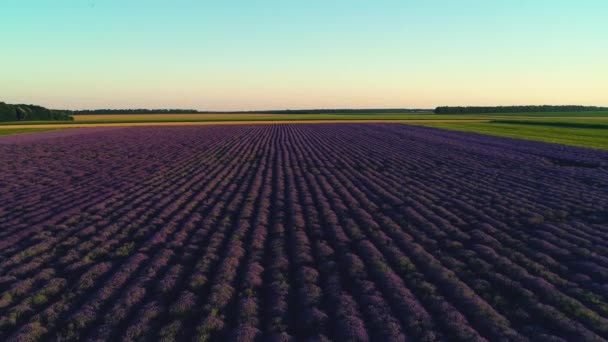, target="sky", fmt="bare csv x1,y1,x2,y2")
1,0,607,110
